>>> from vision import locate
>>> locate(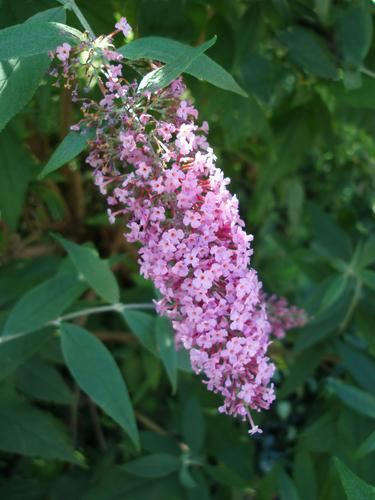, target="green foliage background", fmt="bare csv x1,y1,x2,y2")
0,0,375,498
